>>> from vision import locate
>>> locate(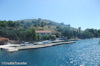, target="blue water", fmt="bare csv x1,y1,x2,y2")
0,38,100,66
